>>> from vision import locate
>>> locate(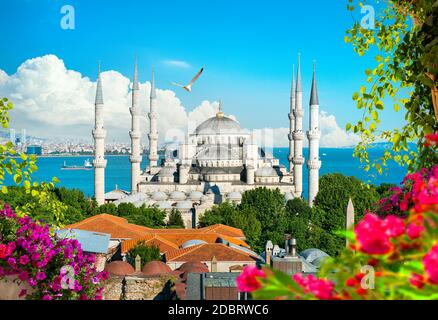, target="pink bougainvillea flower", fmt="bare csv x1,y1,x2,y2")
425,133,438,148
383,215,405,237
236,265,266,292
0,244,8,259
355,213,399,255
423,243,438,285
19,255,30,266
409,273,425,289
407,216,425,240
292,273,337,300
18,289,27,298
